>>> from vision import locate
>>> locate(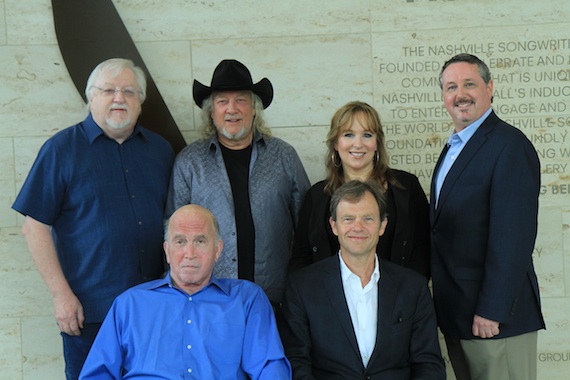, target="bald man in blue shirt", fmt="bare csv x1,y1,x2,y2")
80,205,291,379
